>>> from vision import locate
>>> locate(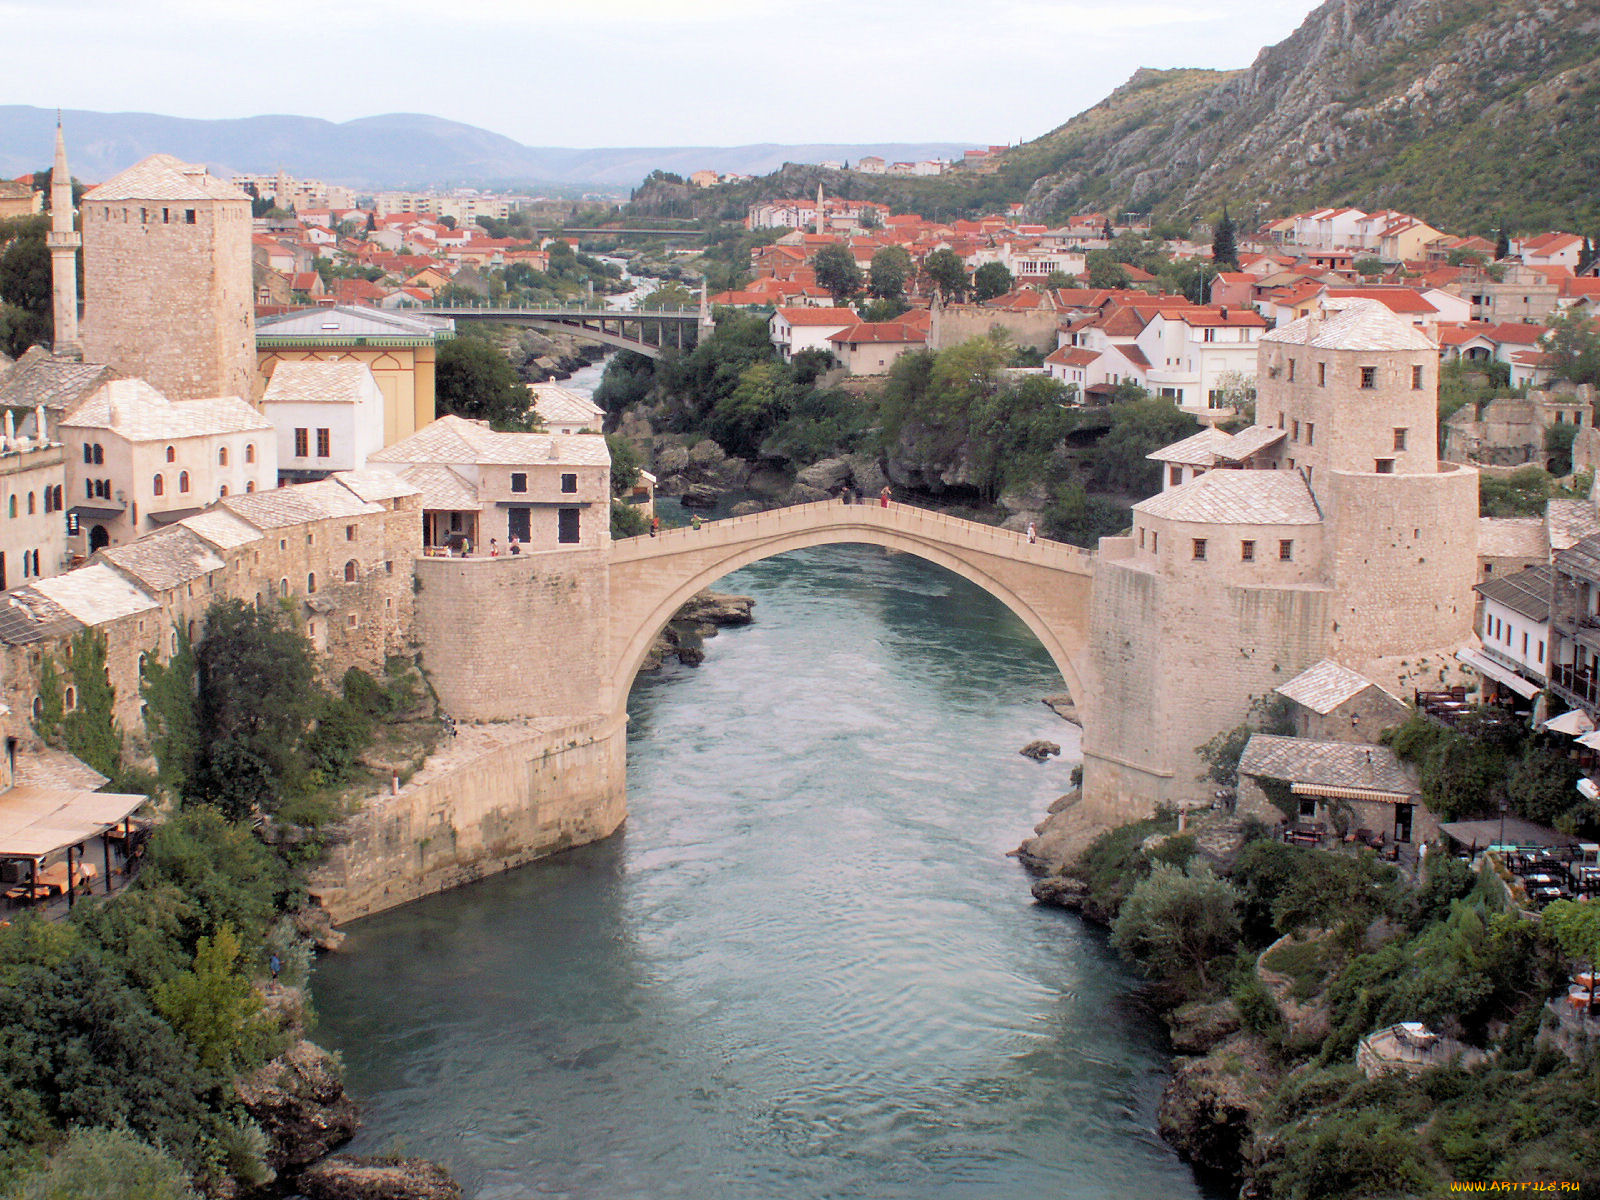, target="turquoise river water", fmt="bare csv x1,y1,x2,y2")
313,544,1214,1200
